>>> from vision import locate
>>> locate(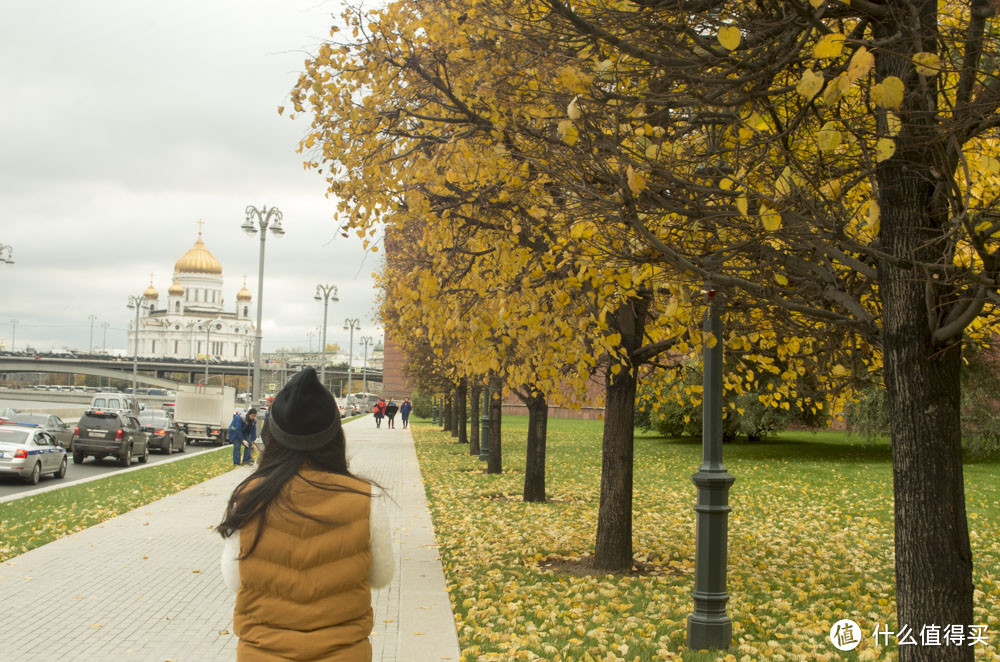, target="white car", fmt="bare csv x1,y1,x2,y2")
0,423,69,484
